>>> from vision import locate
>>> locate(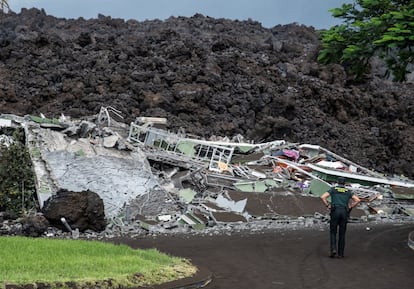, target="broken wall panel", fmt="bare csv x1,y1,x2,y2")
178,212,206,230
212,211,248,223
233,179,280,193
20,111,414,234
308,179,331,197
128,123,235,168
27,126,159,218
227,190,327,217
391,187,414,200
179,188,197,204
307,163,414,188
215,193,247,213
